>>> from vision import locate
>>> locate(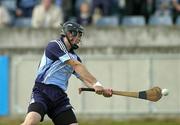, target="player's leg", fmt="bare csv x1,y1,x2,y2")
21,102,46,125
21,111,41,125
44,84,78,124
52,109,78,125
